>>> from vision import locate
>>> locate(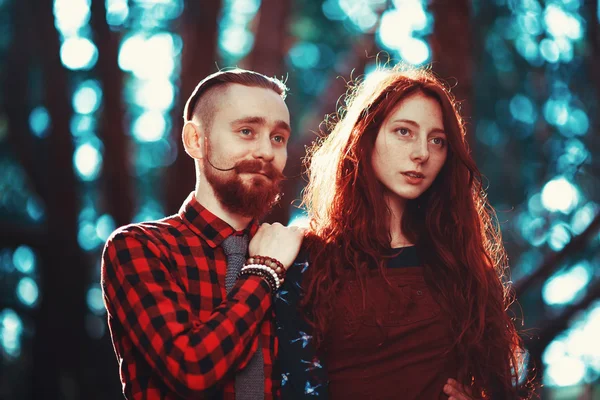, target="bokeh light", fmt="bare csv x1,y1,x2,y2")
70,114,96,137
543,302,600,387
95,214,116,242
60,37,98,70
509,94,537,124
543,4,583,41
570,202,598,235
86,284,105,315
118,33,179,79
132,111,168,142
12,246,36,274
85,314,106,339
541,177,580,214
73,142,103,181
26,197,45,222
377,1,431,65
16,277,39,307
133,80,176,111
73,80,103,115
53,0,91,36
542,262,591,306
106,0,129,27
547,223,571,251
288,42,321,69
133,199,165,223
29,106,51,138
0,308,23,359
